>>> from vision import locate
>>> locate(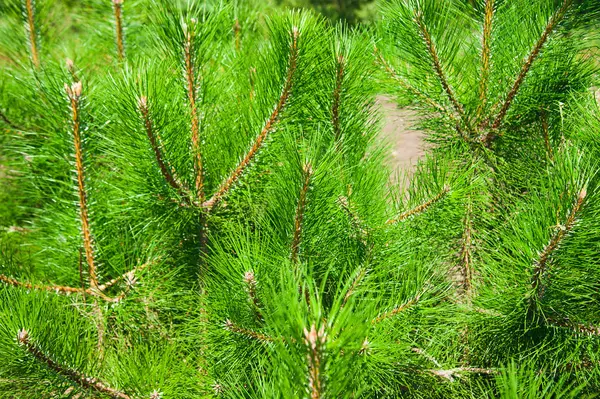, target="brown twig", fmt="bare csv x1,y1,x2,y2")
243,271,264,321
373,289,425,324
65,82,98,290
24,0,40,68
528,188,586,315
0,109,23,131
387,186,449,224
233,19,241,51
203,27,300,211
138,96,190,199
0,274,83,294
476,0,494,123
113,0,125,61
548,317,600,336
224,320,273,343
541,111,554,161
17,329,130,399
183,19,204,202
290,163,313,264
429,367,497,382
304,324,326,399
338,196,368,245
486,0,572,141
414,12,465,122
458,201,473,298
342,268,366,307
